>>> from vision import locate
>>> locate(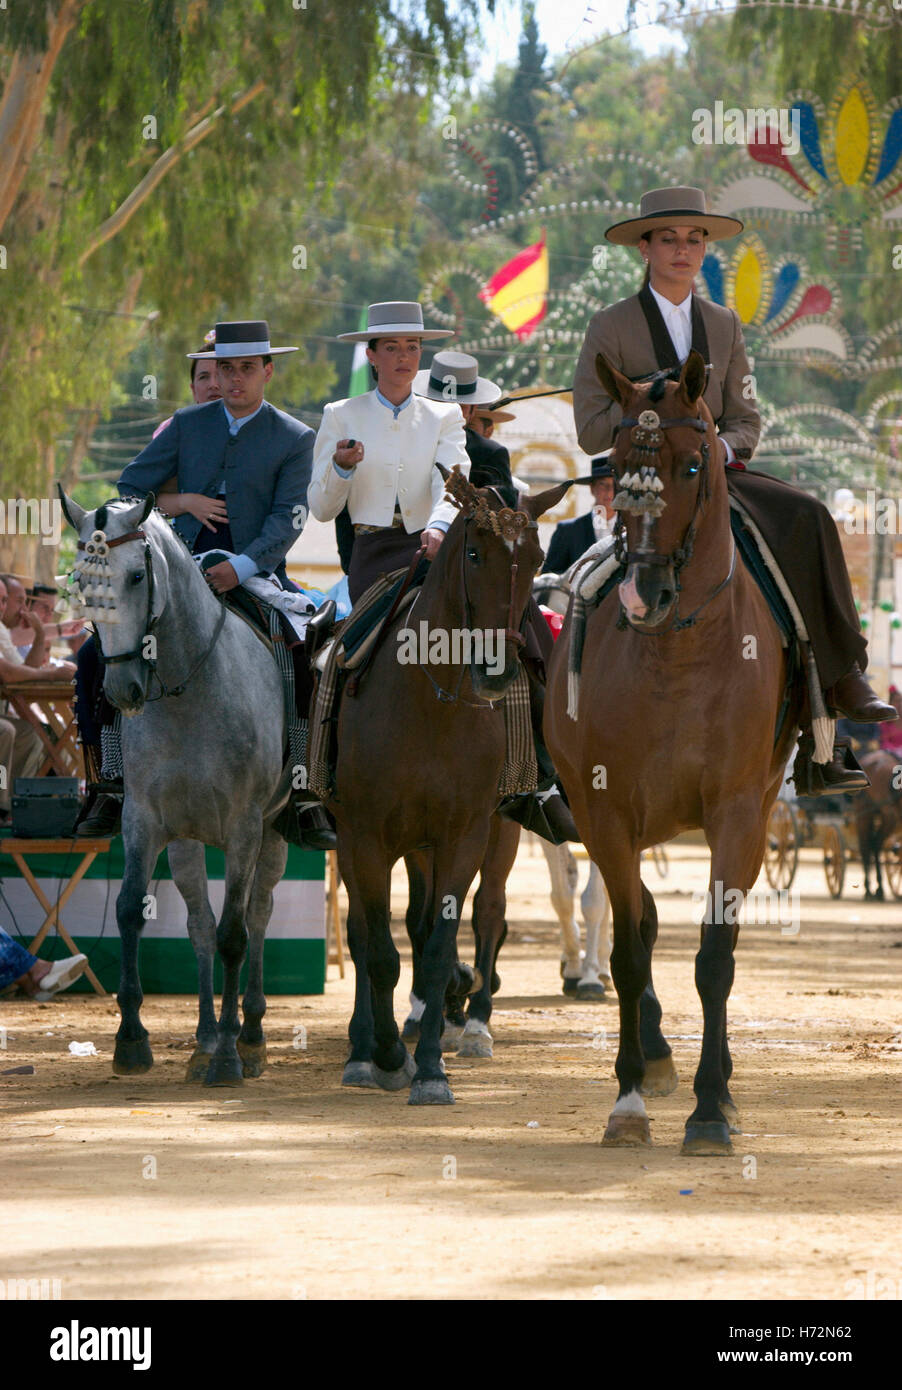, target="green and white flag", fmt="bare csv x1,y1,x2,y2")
348,307,370,396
